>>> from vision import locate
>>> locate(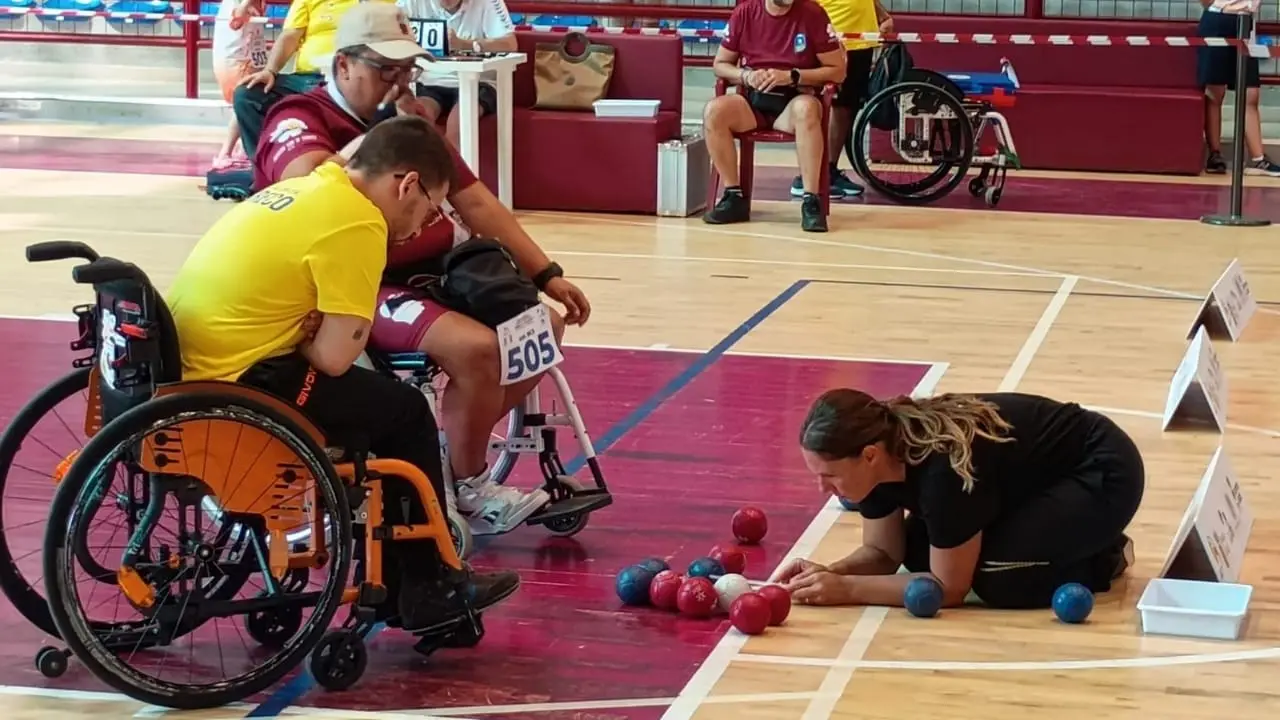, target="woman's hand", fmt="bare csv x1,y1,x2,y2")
544,277,591,326
787,571,857,606
775,558,827,585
